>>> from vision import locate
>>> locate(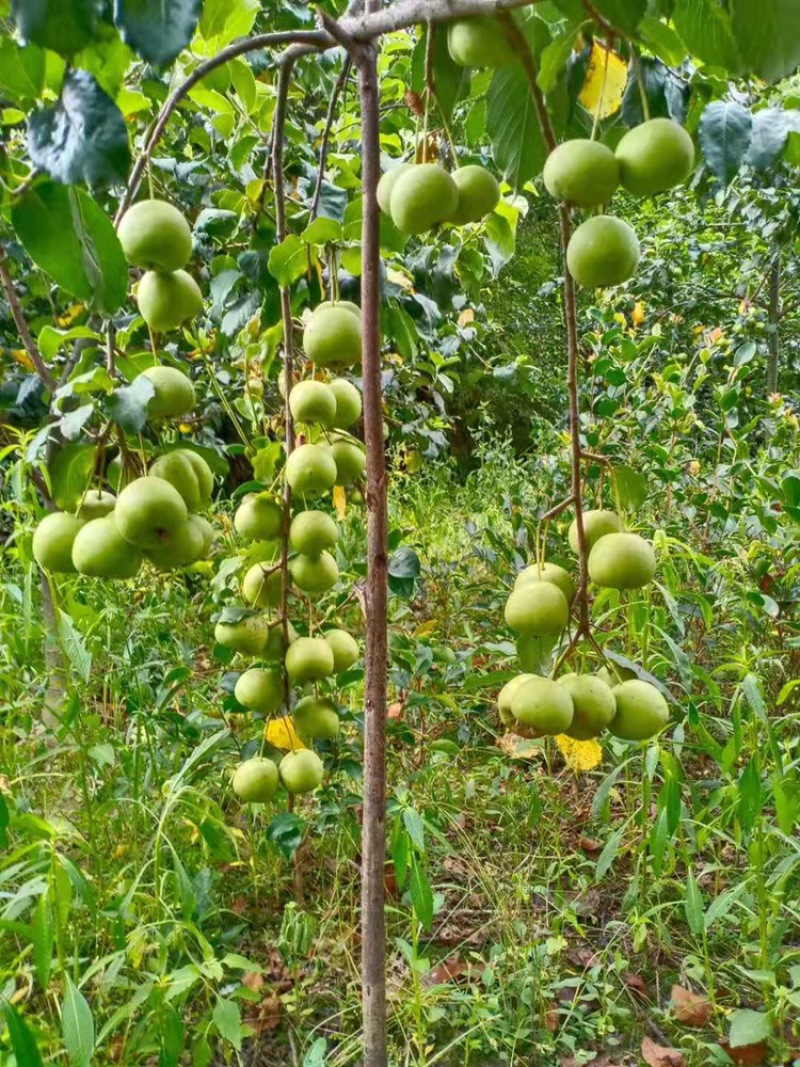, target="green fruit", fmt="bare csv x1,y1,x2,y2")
149,449,213,511
234,495,283,542
291,551,339,595
447,17,516,68
504,582,569,636
543,140,620,206
117,199,193,272
329,439,366,486
141,365,196,419
390,164,459,235
146,516,208,570
193,515,215,554
289,510,338,555
557,673,617,740
304,306,362,368
449,165,500,224
615,118,695,197
33,512,84,573
137,270,203,332
72,516,142,578
568,509,621,553
515,562,576,603
285,444,337,497
377,163,413,214
588,532,656,590
289,380,337,426
510,676,574,736
13,0,96,55
235,667,282,714
232,757,279,803
324,628,359,672
214,614,269,655
293,695,340,741
285,636,335,684
596,663,636,687
329,378,362,429
609,679,669,741
114,476,188,550
310,300,361,322
498,673,535,728
75,490,116,521
566,215,640,288
279,749,324,794
242,562,282,609
263,620,297,661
